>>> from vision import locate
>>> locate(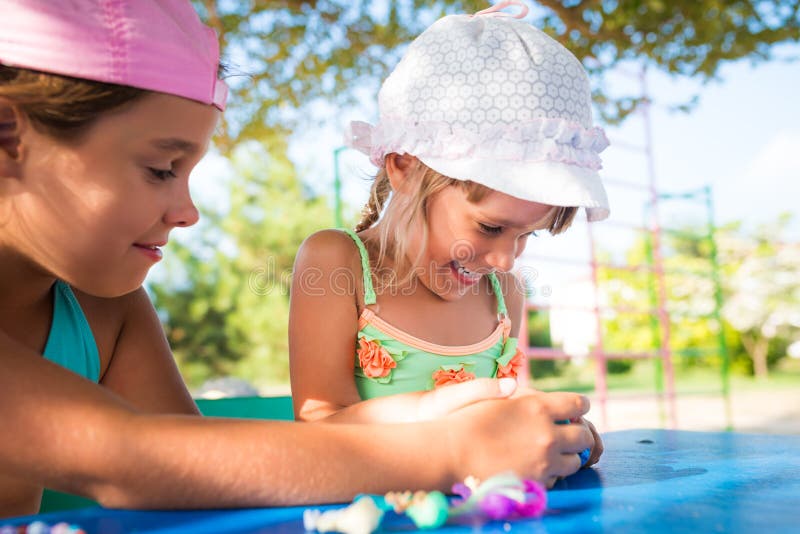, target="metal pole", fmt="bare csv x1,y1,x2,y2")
704,185,733,430
642,204,667,427
641,65,677,429
587,217,608,430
